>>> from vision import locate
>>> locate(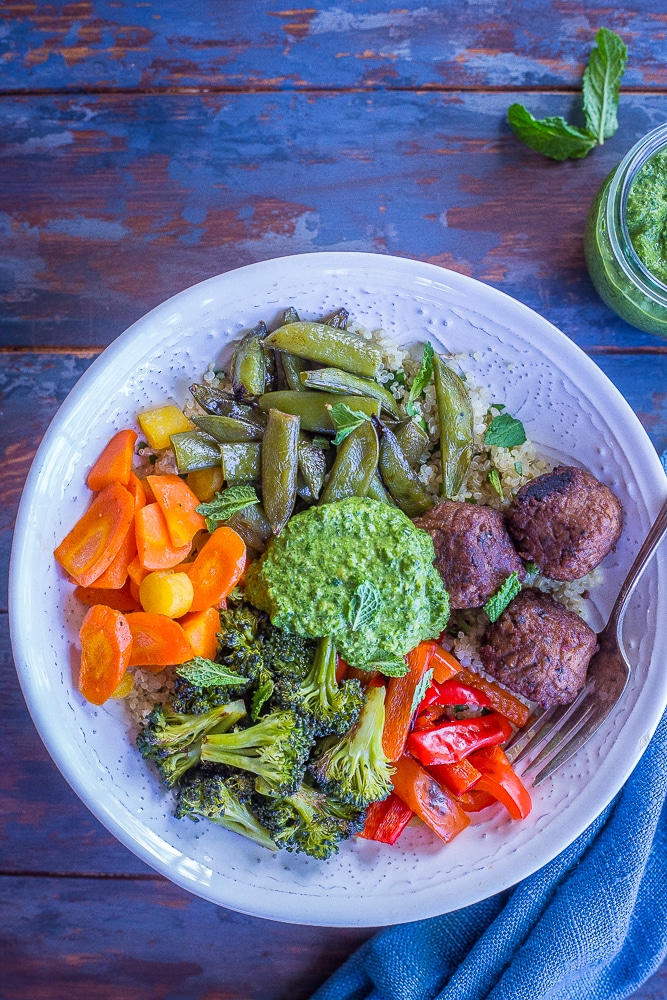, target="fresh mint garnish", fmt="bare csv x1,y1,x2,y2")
483,572,522,623
348,581,384,631
410,667,434,714
196,484,260,532
508,27,627,161
514,461,523,477
176,657,249,689
406,342,434,419
488,468,503,499
328,402,373,446
485,413,526,449
364,655,409,677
